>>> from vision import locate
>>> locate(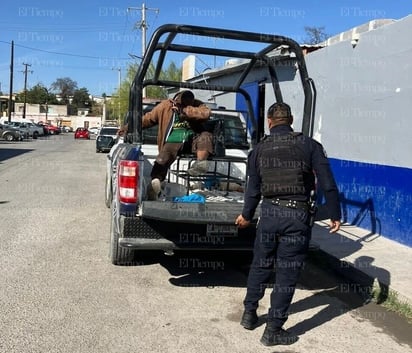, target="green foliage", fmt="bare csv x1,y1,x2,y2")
375,287,412,323
67,87,93,115
109,61,182,120
71,87,92,108
15,83,59,105
14,61,183,121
